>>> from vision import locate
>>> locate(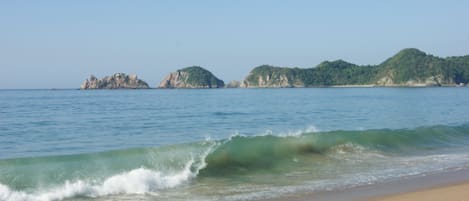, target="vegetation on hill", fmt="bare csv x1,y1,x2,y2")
447,55,469,84
242,48,469,87
177,66,224,88
176,66,223,87
304,60,377,86
158,66,224,88
244,65,305,87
